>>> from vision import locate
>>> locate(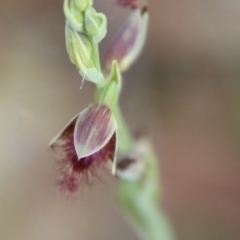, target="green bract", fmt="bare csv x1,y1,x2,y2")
98,61,121,109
